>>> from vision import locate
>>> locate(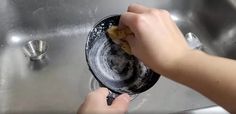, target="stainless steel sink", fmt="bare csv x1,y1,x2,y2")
0,0,235,113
